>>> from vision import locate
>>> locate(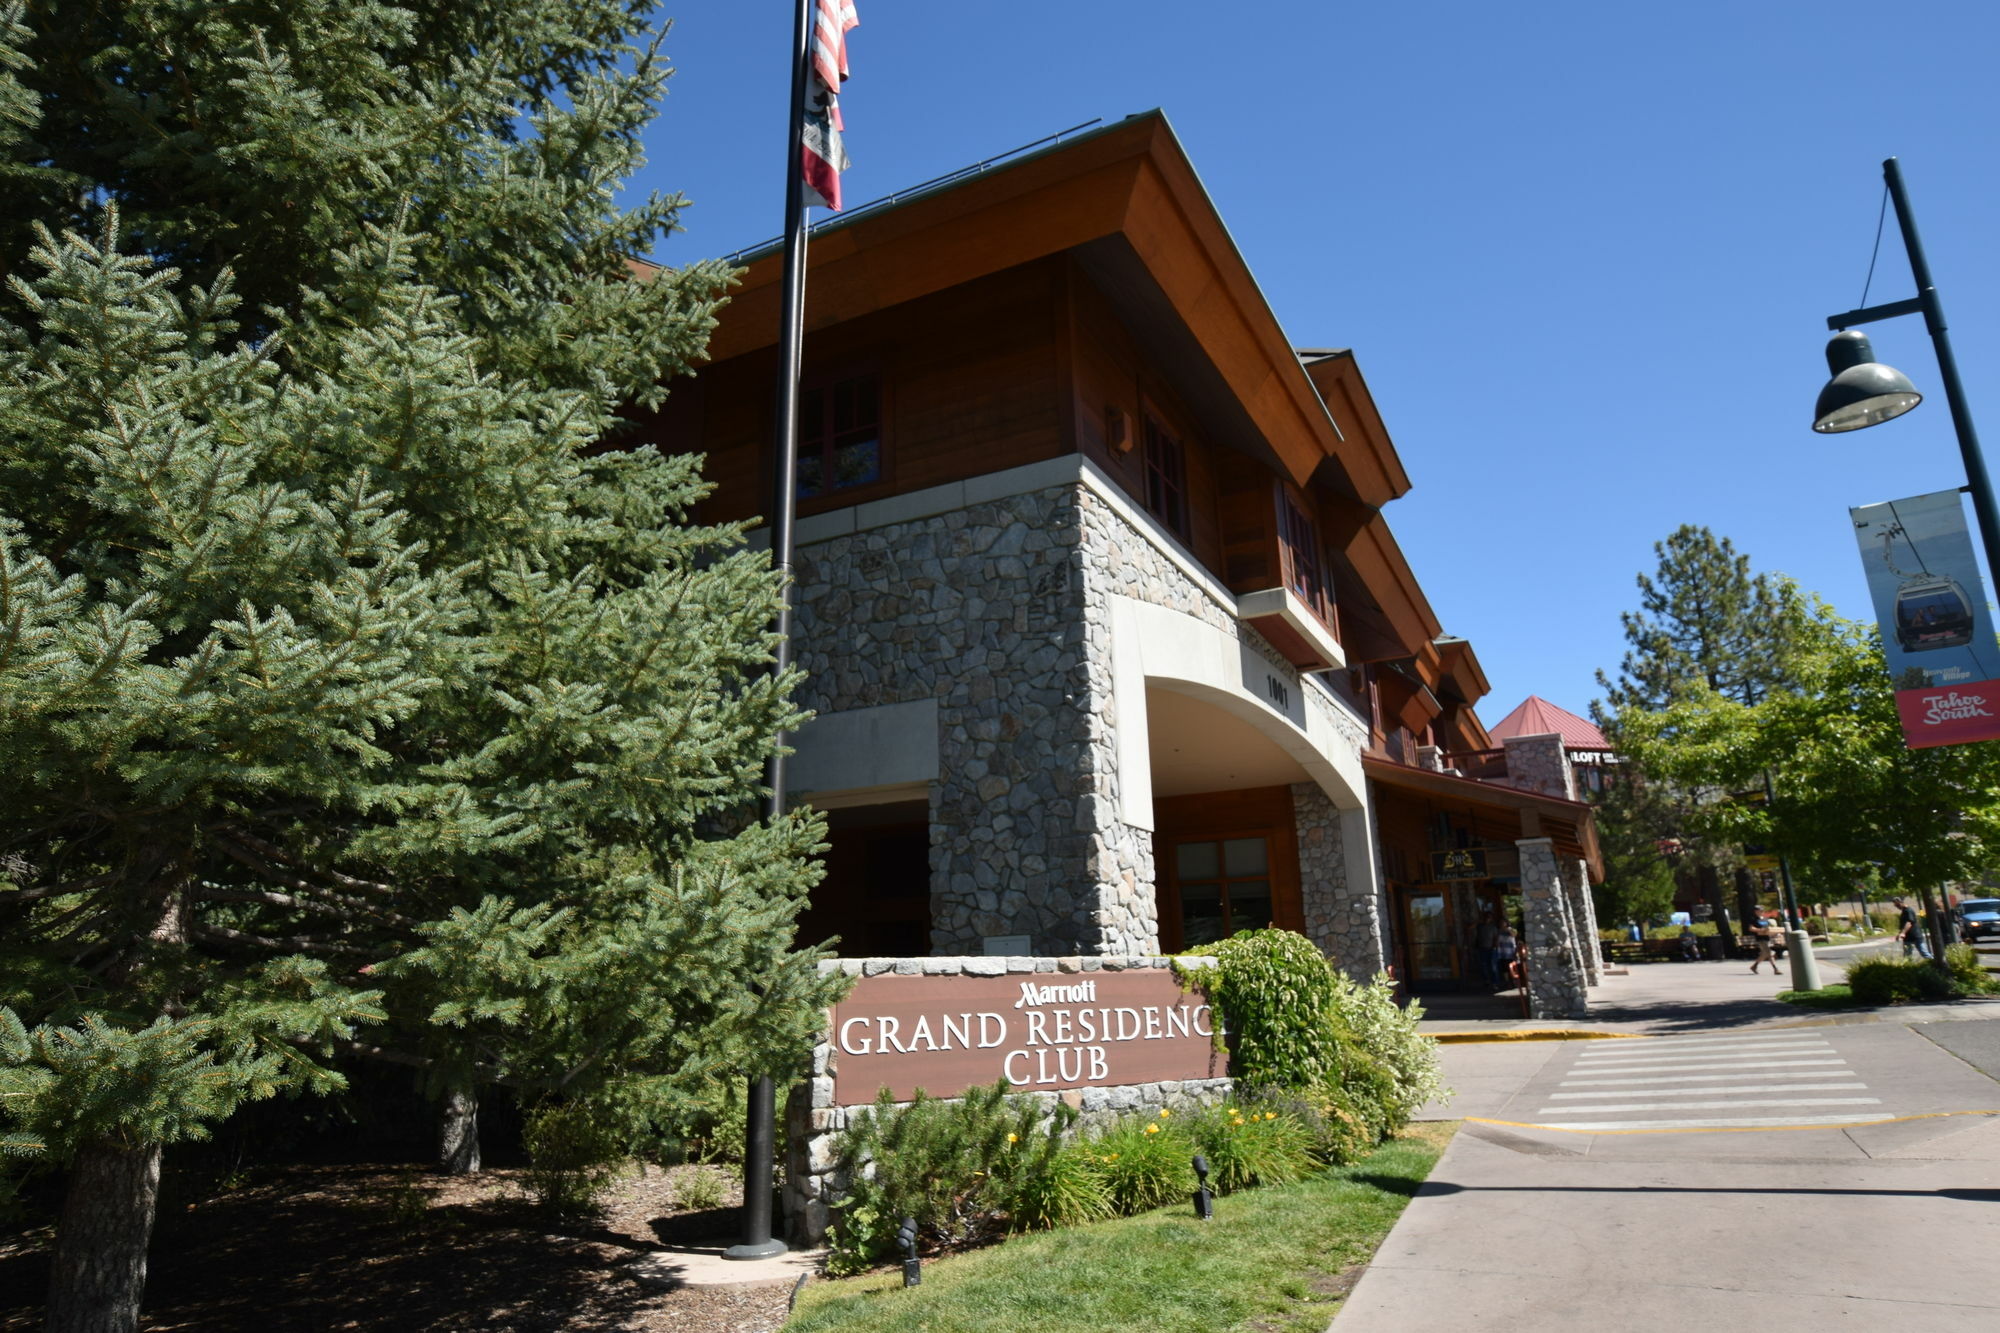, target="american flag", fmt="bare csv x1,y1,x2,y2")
801,0,858,211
